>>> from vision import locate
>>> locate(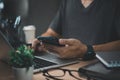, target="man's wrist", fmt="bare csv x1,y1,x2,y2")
82,45,96,60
